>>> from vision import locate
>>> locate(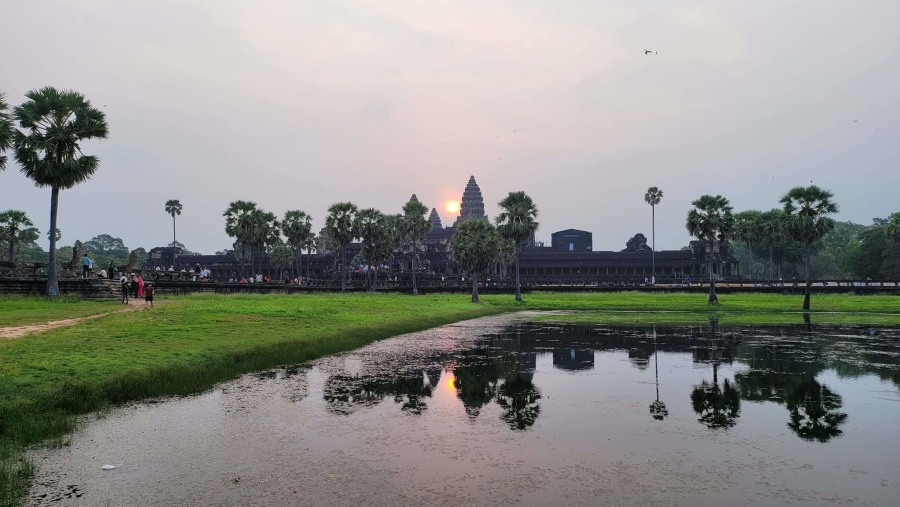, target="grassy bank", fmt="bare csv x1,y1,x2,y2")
0,296,119,327
2,291,900,504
